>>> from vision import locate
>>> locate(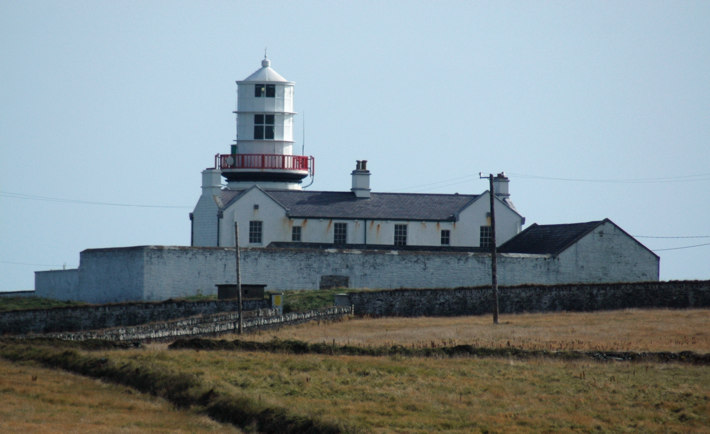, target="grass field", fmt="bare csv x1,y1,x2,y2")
0,358,239,433
128,348,708,432
1,308,708,432
239,308,710,353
